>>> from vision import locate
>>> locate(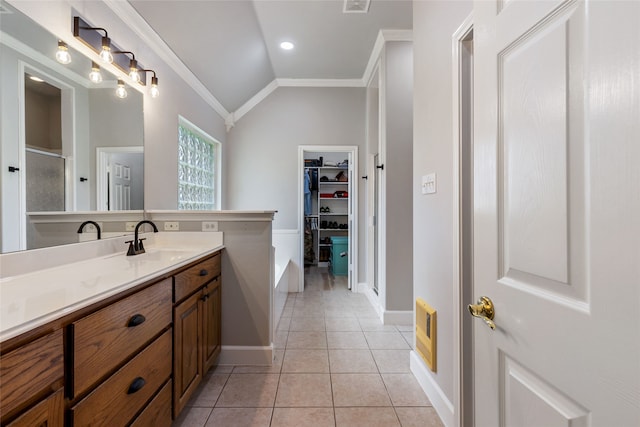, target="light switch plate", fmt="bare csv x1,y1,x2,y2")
422,173,436,194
